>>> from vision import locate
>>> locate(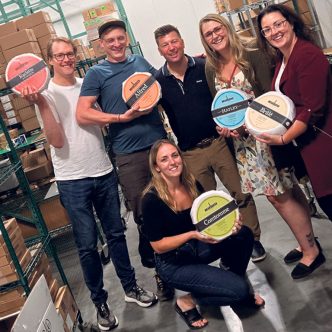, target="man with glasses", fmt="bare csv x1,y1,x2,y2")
76,20,175,302
154,25,266,262
23,36,157,331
